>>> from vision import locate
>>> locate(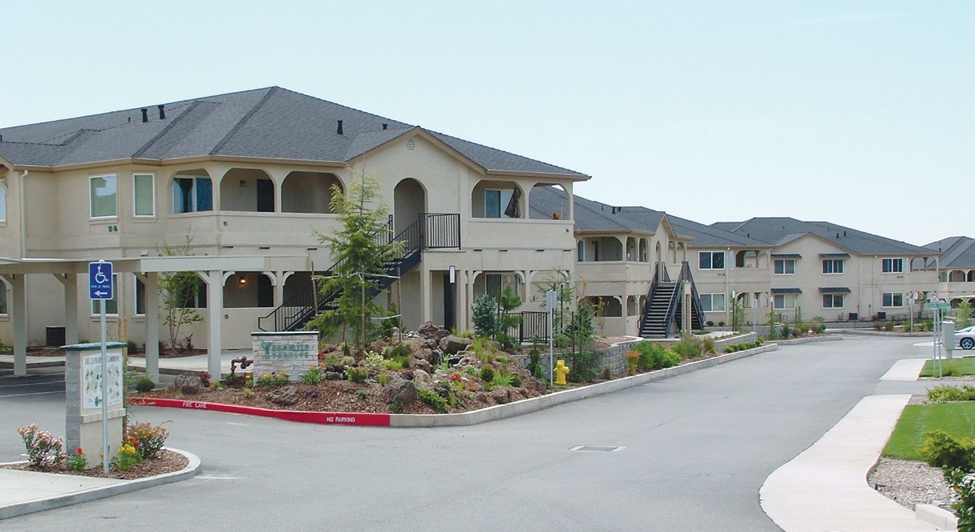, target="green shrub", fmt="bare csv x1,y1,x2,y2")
567,349,601,382
385,359,404,371
756,337,765,345
492,372,514,387
377,372,388,386
126,340,139,353
726,344,738,353
919,430,975,471
135,377,156,393
389,343,410,359
301,367,323,384
347,367,368,383
633,341,680,370
671,336,701,360
510,374,523,387
780,324,791,339
884,320,895,331
478,366,495,383
929,385,975,403
418,387,447,412
701,337,716,355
